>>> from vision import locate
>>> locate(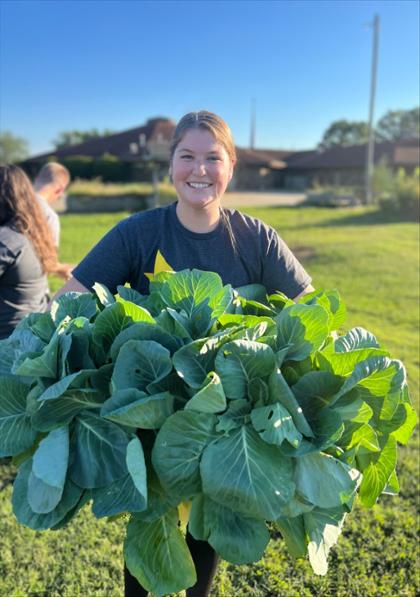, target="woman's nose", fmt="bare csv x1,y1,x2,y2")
192,160,206,176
